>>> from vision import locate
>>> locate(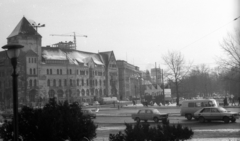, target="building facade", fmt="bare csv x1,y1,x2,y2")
116,60,141,100
0,17,119,109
